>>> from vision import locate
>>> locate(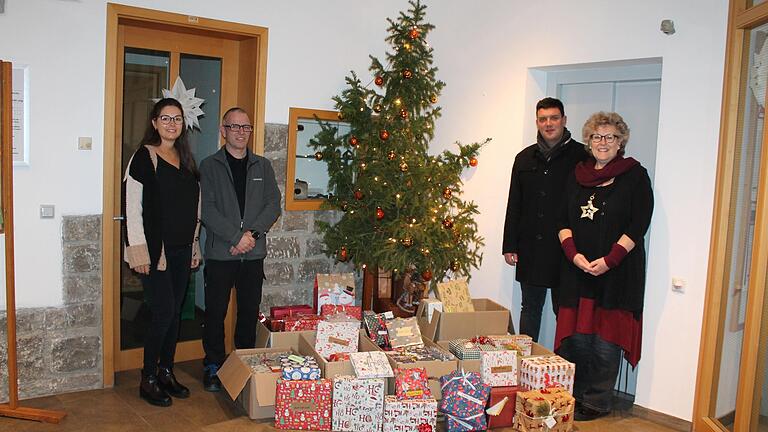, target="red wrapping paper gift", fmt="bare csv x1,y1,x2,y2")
270,304,313,320
283,314,323,331
274,378,333,430
486,385,521,429
320,304,362,320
